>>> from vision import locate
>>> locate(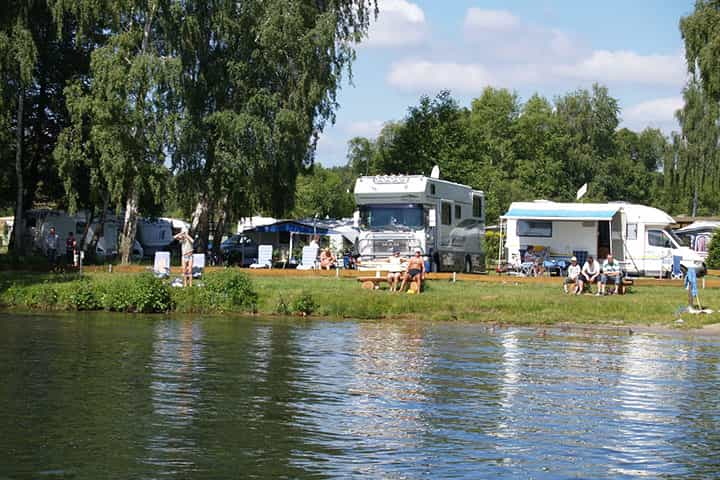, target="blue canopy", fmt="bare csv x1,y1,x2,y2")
252,221,332,235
